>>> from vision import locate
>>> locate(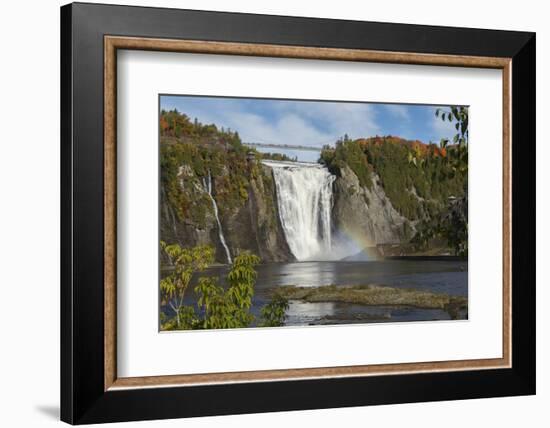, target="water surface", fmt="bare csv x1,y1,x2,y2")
163,259,467,326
